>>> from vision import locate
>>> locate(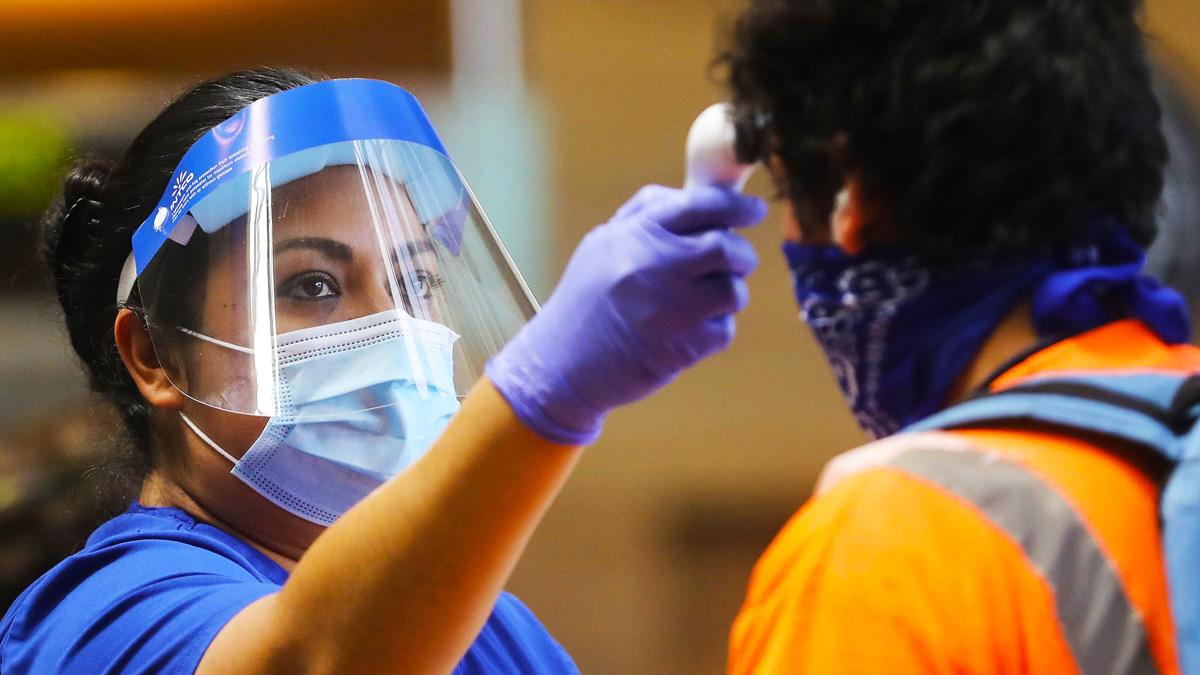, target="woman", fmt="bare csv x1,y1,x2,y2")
0,68,765,673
